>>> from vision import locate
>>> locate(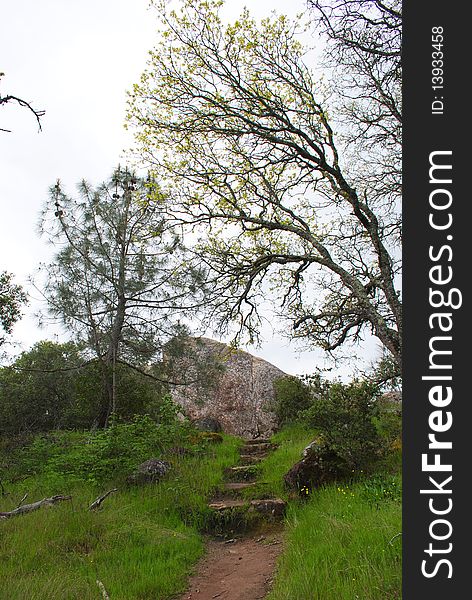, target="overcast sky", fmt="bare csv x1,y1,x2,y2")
0,0,381,377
